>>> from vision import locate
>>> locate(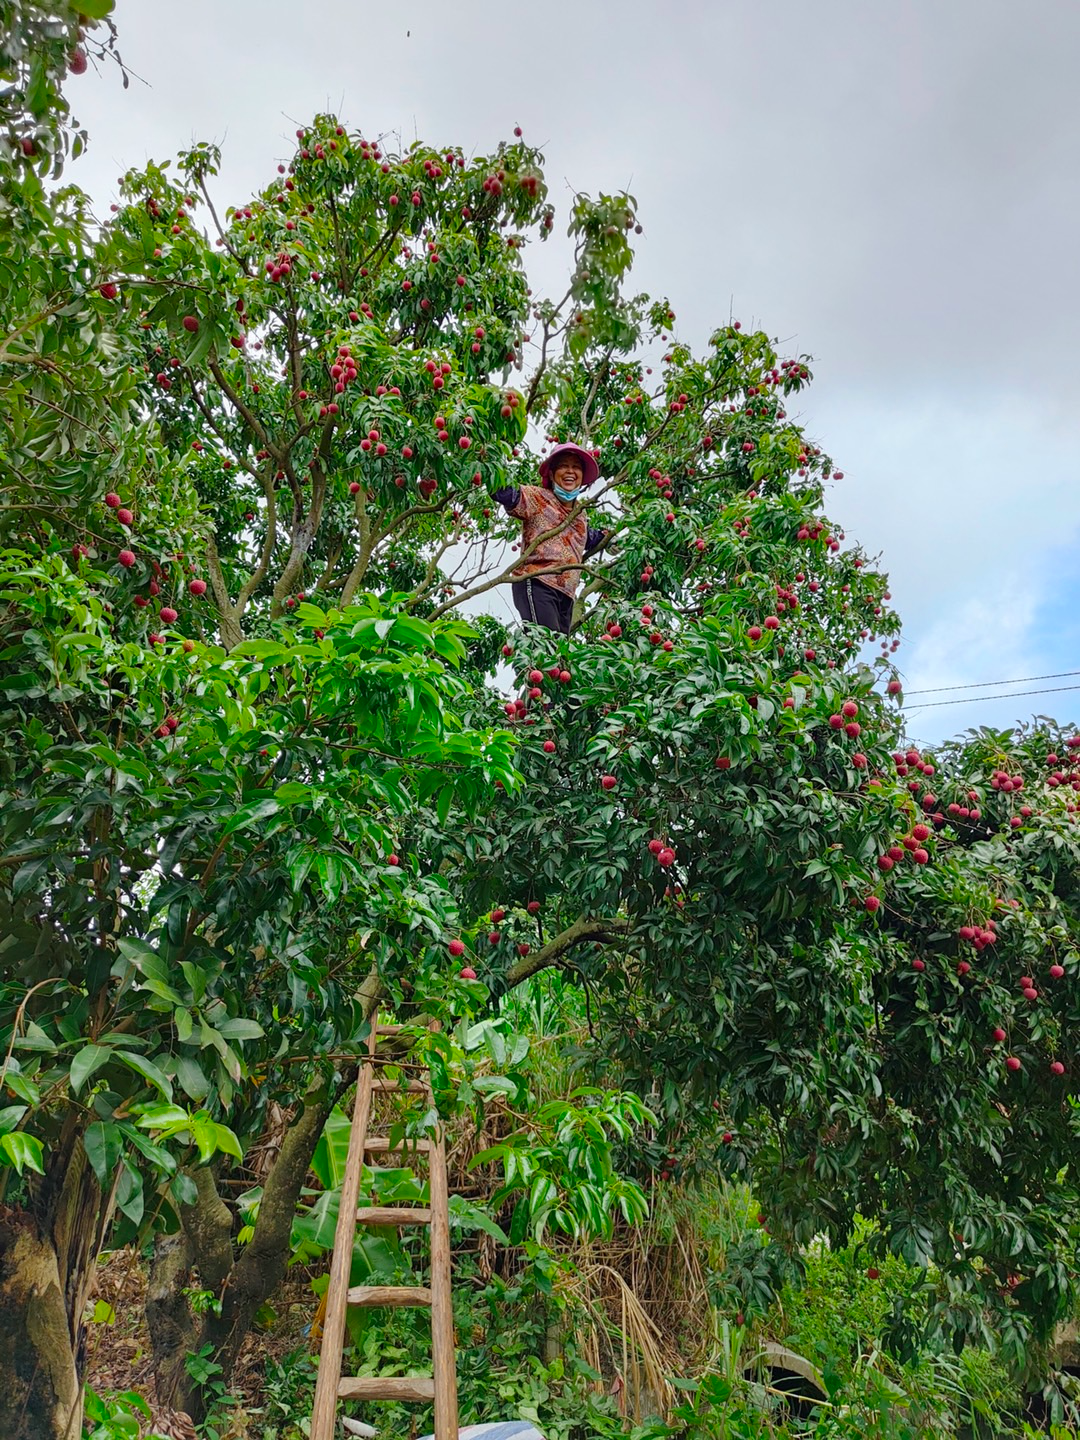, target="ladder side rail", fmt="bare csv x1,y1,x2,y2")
427,1120,459,1440
309,1025,378,1440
